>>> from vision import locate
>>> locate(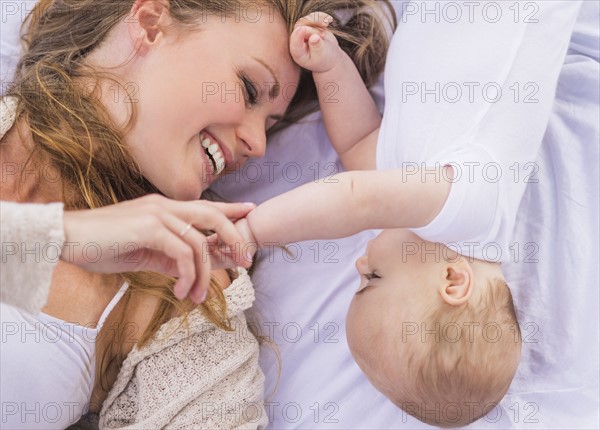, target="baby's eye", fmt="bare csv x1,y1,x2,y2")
356,271,380,295
364,272,380,281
